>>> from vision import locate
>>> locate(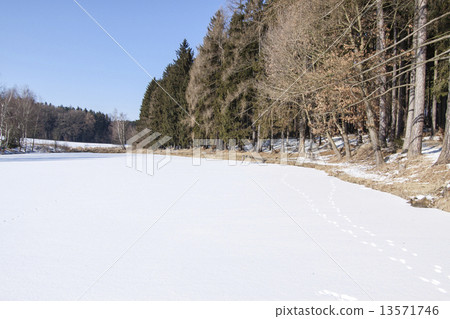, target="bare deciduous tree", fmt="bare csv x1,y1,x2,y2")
0,88,15,152
111,109,128,149
408,0,428,158
17,87,36,151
